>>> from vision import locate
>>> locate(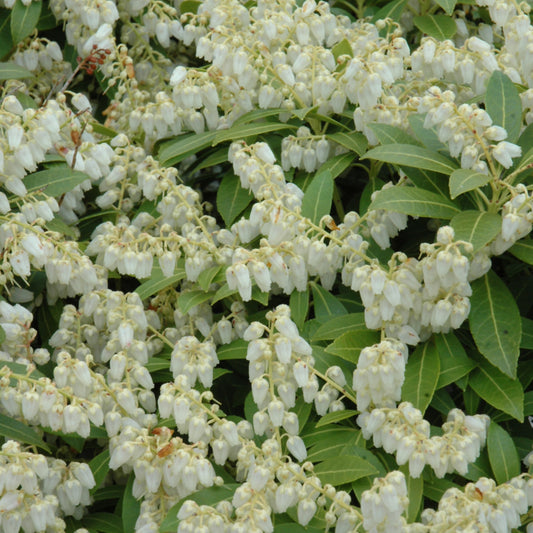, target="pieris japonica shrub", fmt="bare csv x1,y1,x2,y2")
1,0,533,531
